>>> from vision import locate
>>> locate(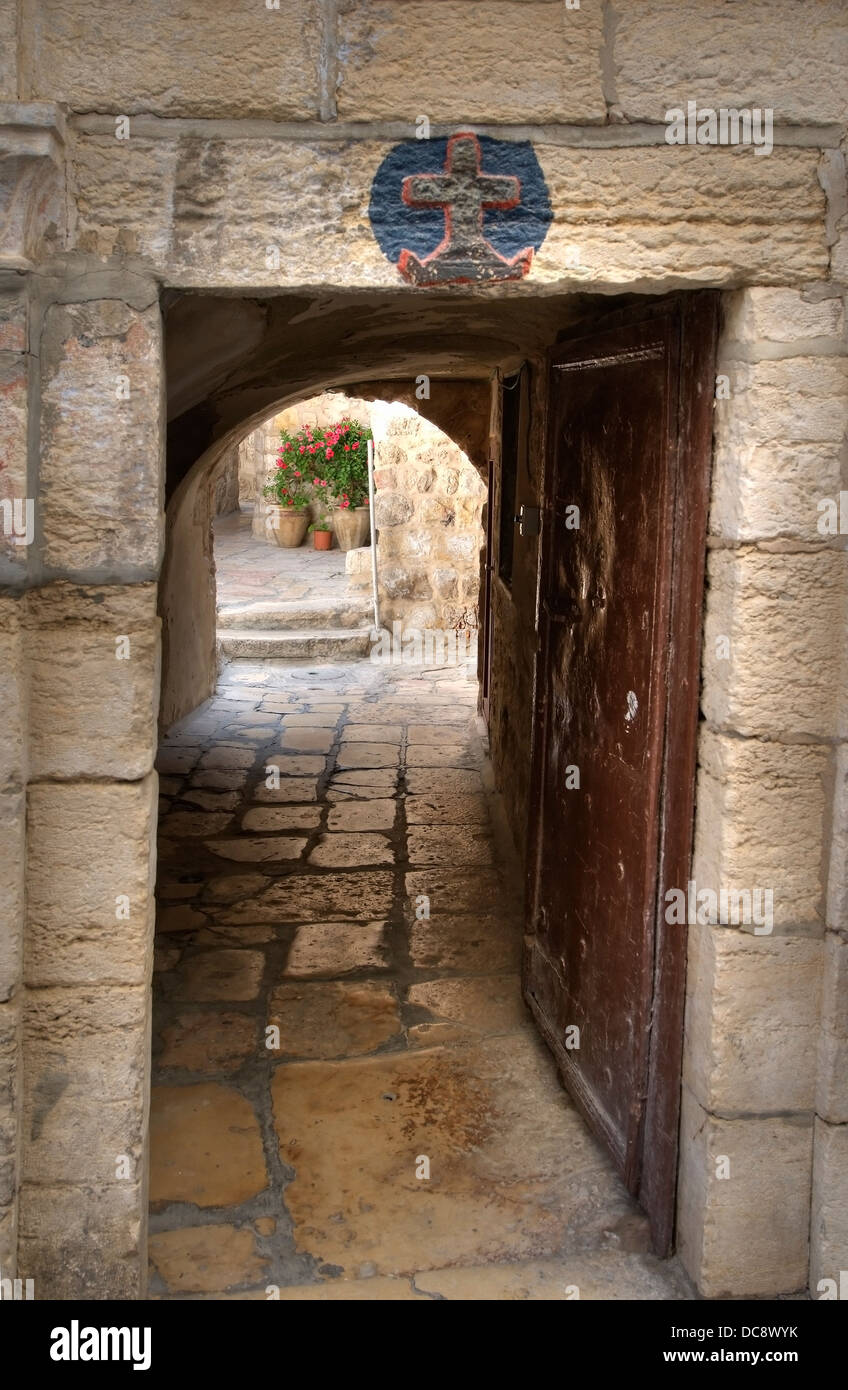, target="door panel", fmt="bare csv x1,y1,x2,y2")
525,294,718,1251
481,457,494,722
